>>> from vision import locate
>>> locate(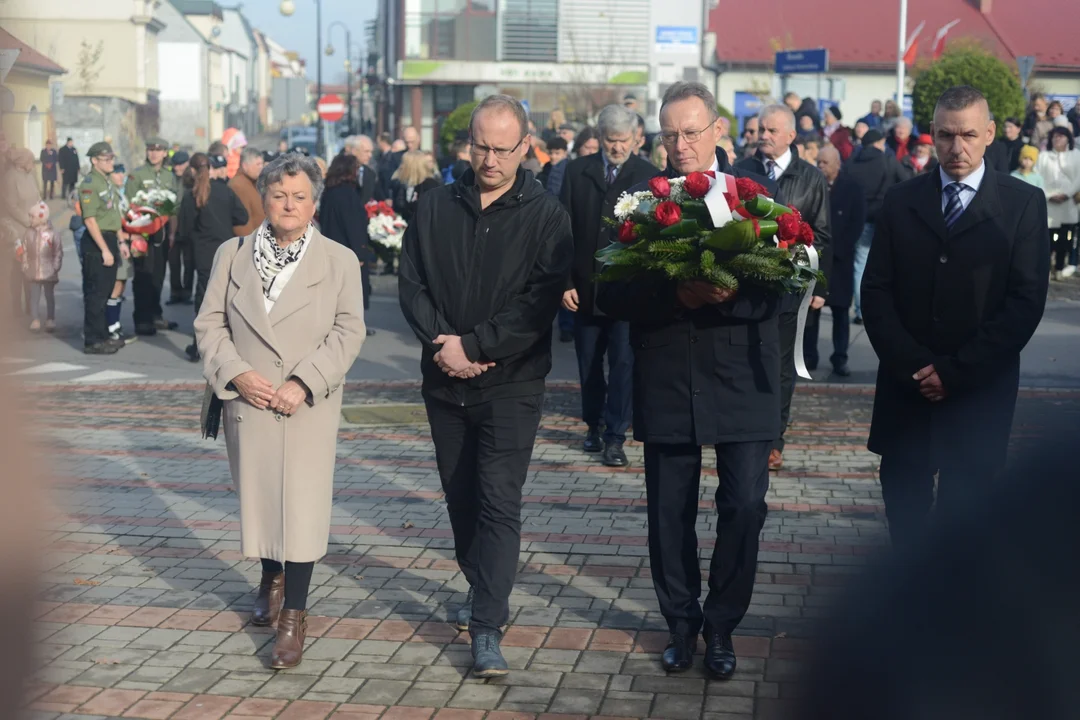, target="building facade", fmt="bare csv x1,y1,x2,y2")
0,28,66,186
375,0,705,150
